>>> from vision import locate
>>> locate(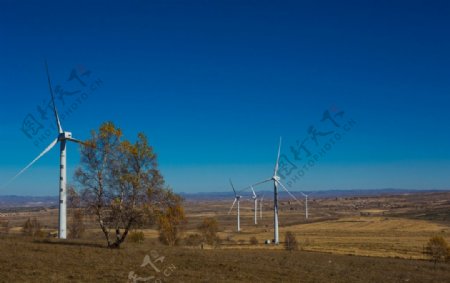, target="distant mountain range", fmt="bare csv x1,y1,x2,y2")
0,189,448,208
0,195,58,208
